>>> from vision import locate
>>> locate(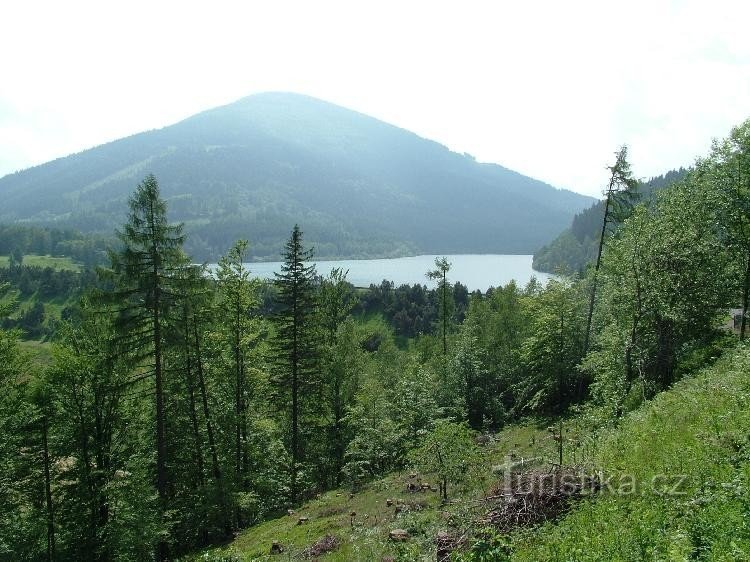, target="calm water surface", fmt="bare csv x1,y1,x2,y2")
231,255,552,292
